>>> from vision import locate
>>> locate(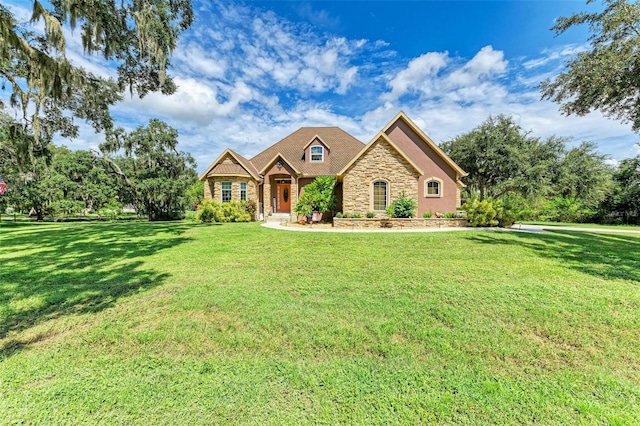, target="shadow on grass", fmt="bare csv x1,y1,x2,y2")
466,230,640,283
0,222,193,358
